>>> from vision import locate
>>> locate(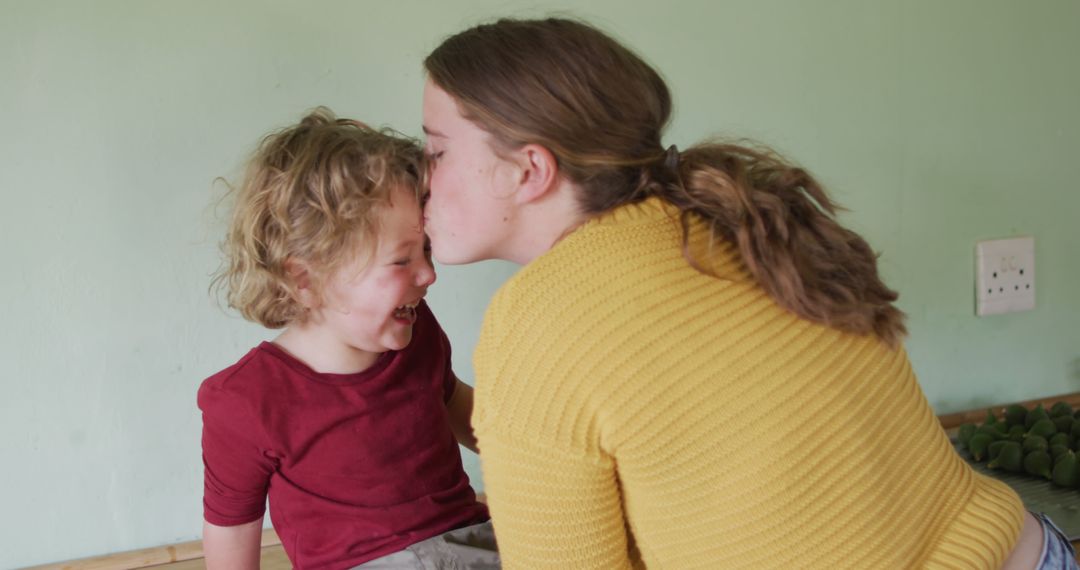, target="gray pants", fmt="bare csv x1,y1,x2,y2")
352,520,500,569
